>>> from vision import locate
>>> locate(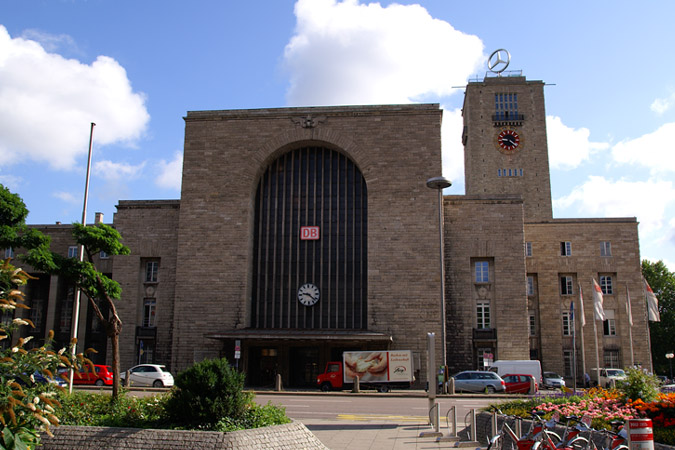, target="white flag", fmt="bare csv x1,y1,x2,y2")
592,278,606,321
644,278,661,322
578,283,586,327
625,286,633,327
